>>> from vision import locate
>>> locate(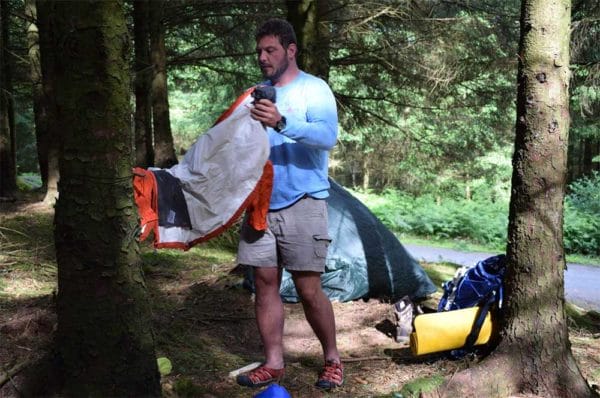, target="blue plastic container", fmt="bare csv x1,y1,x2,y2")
253,383,292,398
